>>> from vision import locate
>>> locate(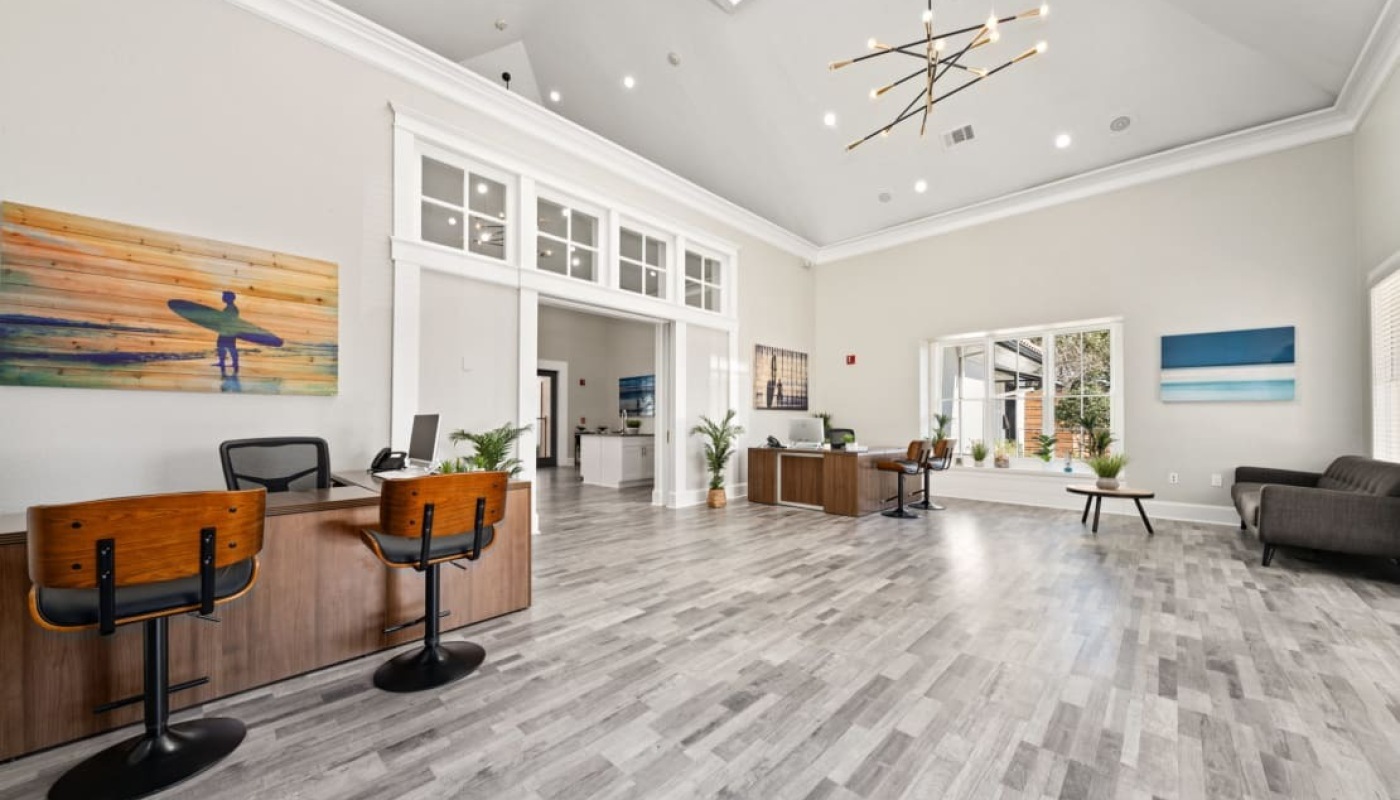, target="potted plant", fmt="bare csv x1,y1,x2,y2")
690,409,744,508
994,440,1016,468
970,440,989,467
841,432,856,450
625,418,642,435
930,413,952,444
1087,453,1128,491
448,422,531,478
1034,434,1057,467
